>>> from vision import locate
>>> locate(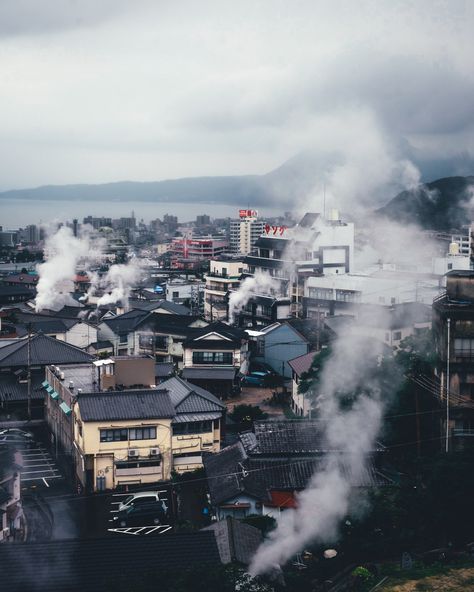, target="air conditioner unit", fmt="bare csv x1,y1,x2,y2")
128,449,139,457
149,447,160,456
